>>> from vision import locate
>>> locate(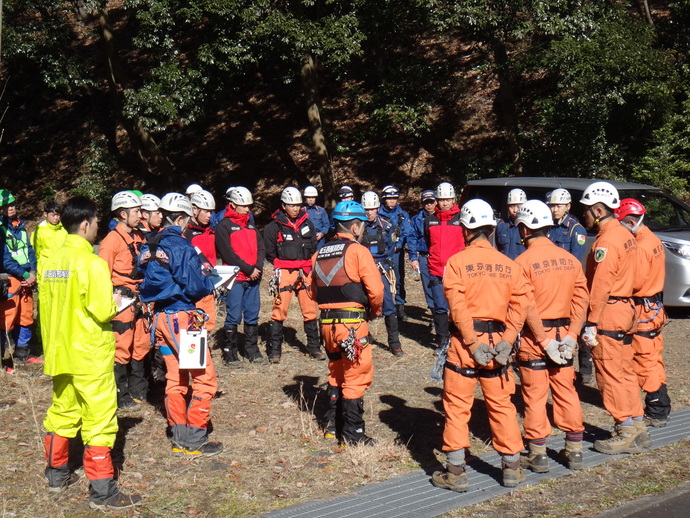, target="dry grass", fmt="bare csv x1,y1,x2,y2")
1,263,690,516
